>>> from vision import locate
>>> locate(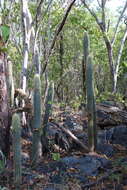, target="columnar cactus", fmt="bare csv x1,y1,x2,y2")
31,74,42,165
12,113,21,188
6,60,14,107
82,31,90,102
86,55,97,152
83,31,90,63
41,82,54,153
43,82,54,132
